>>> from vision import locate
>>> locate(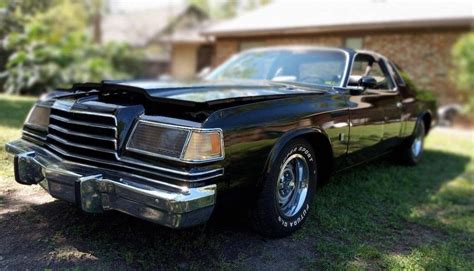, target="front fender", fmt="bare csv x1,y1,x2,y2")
261,127,333,185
